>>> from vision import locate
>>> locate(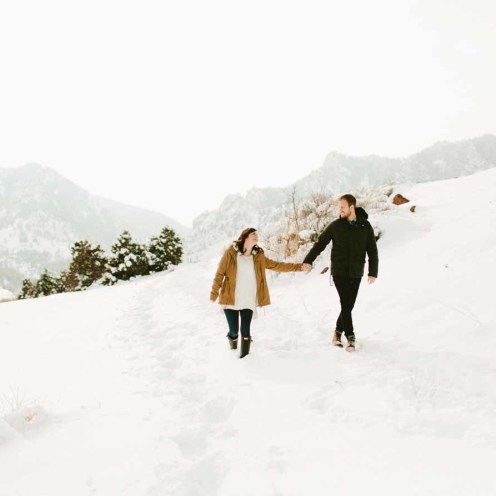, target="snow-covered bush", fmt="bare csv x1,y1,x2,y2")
0,386,46,435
